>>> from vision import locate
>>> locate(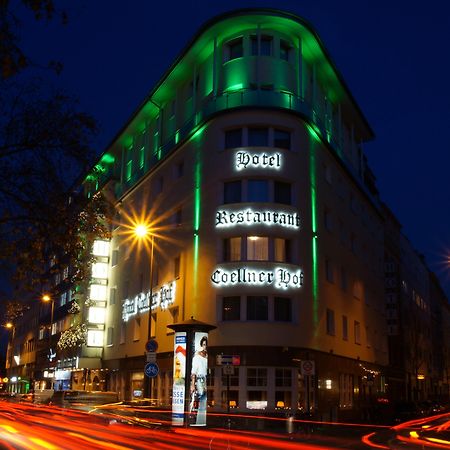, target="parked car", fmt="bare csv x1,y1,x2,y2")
49,390,119,411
